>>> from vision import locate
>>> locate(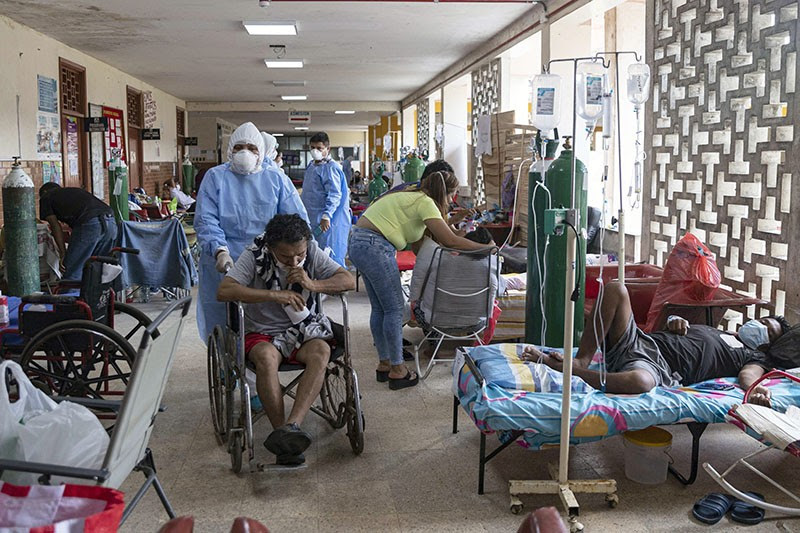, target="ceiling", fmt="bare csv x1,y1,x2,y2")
1,1,539,131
